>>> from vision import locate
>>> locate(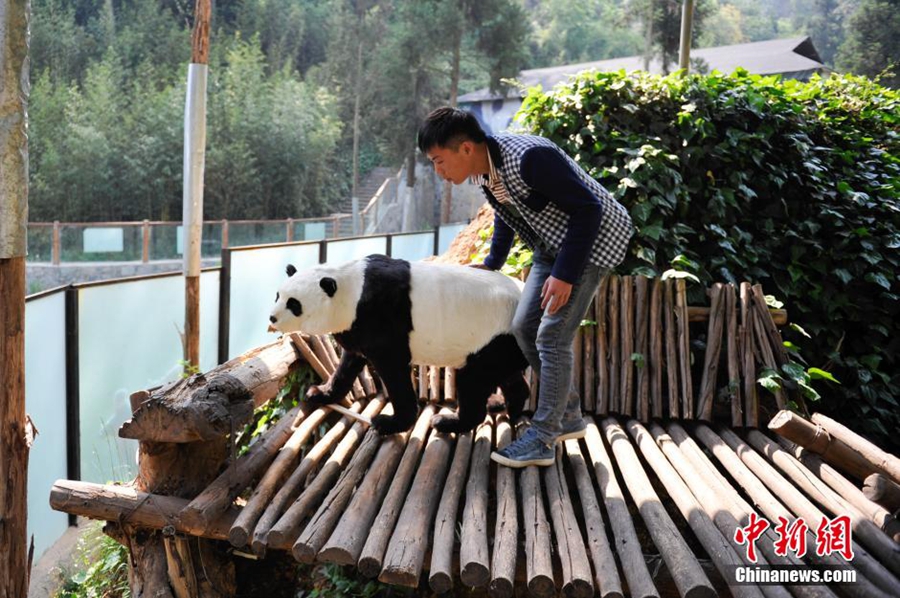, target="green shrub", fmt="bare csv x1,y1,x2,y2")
517,70,900,450
55,523,130,598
